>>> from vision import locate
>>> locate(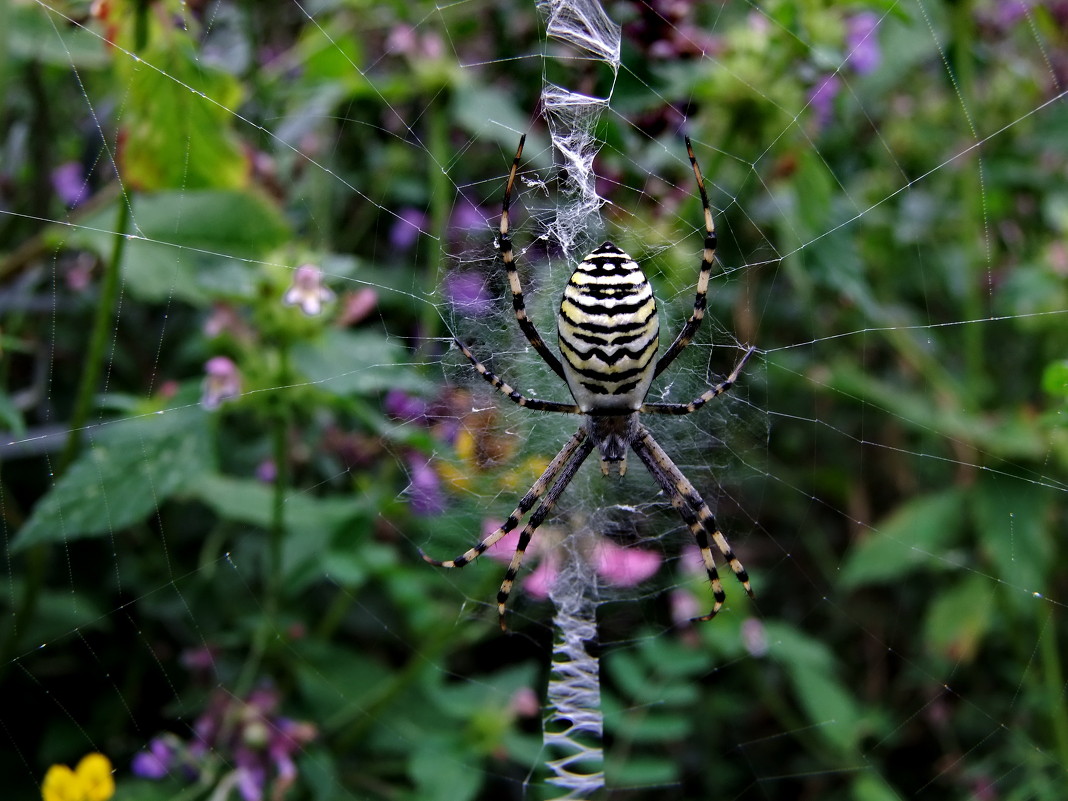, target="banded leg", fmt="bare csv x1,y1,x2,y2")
654,137,718,379
495,433,595,629
631,424,753,621
499,135,567,381
420,427,589,571
641,346,756,416
454,338,581,414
